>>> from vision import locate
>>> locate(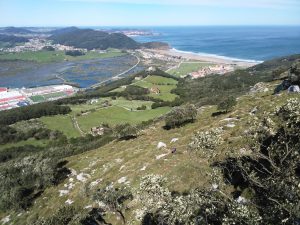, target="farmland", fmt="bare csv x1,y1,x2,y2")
133,75,179,101
39,97,171,137
169,61,213,77
0,49,126,63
